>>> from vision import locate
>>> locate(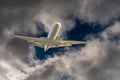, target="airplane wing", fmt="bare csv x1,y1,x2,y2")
11,33,46,48
50,40,89,48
